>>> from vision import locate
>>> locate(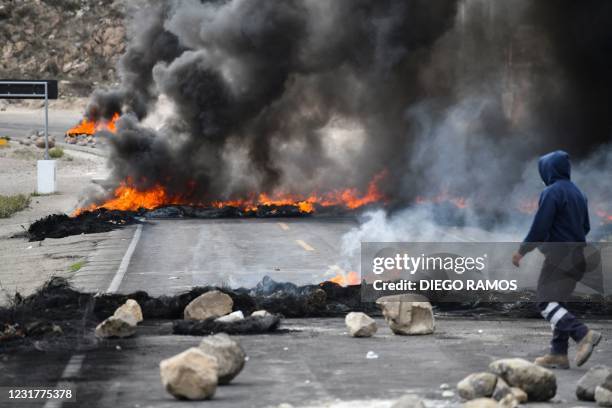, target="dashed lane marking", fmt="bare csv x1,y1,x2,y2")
296,239,315,251
42,354,85,408
107,223,143,293
278,222,289,231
